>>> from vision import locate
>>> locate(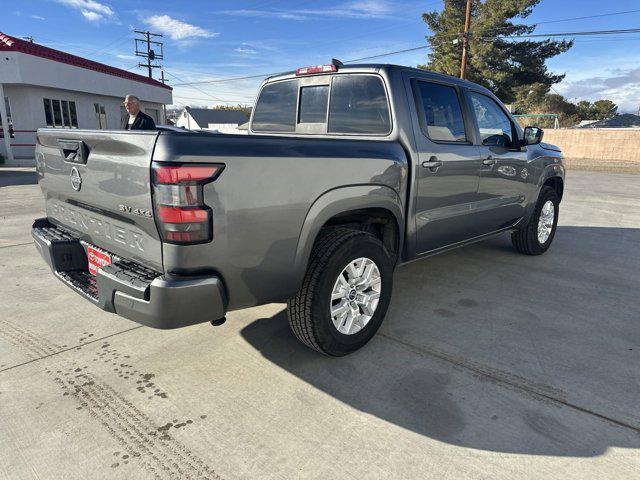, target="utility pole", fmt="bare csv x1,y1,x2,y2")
460,0,472,79
134,30,163,79
160,70,168,125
